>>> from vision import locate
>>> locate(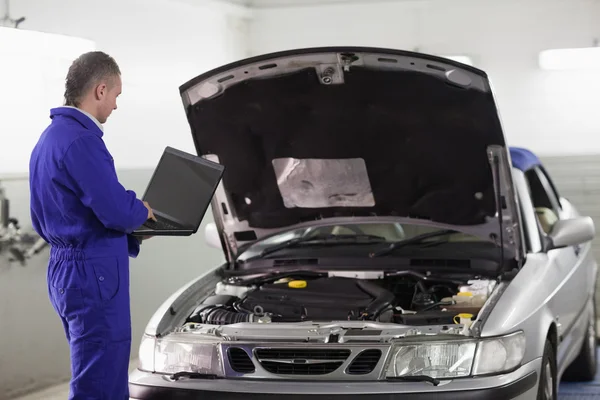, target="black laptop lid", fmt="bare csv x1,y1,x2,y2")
142,146,224,230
